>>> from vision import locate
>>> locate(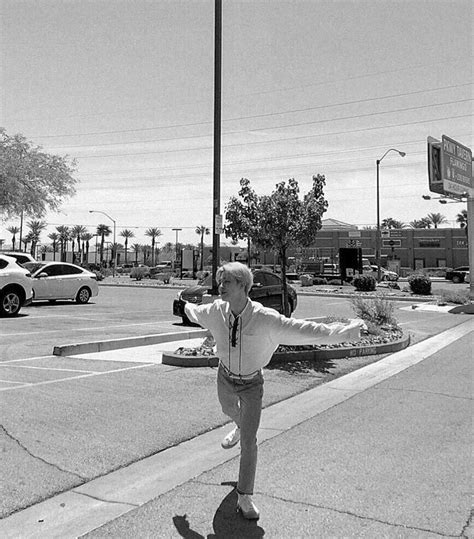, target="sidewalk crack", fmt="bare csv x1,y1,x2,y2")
260,492,457,537
1,424,86,481
376,387,472,401
72,490,139,508
459,507,473,538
